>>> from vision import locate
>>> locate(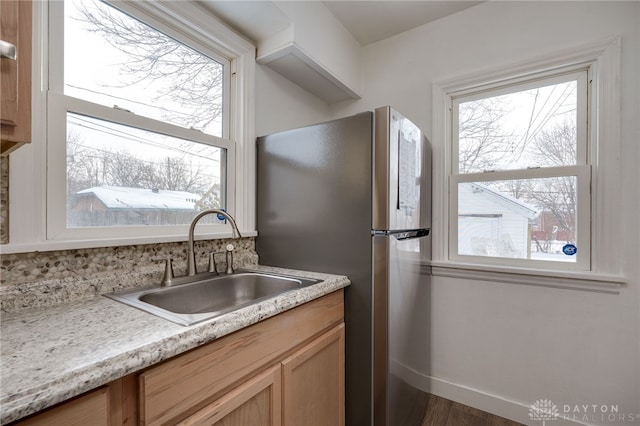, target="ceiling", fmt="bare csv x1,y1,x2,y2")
322,1,483,45
203,1,483,47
